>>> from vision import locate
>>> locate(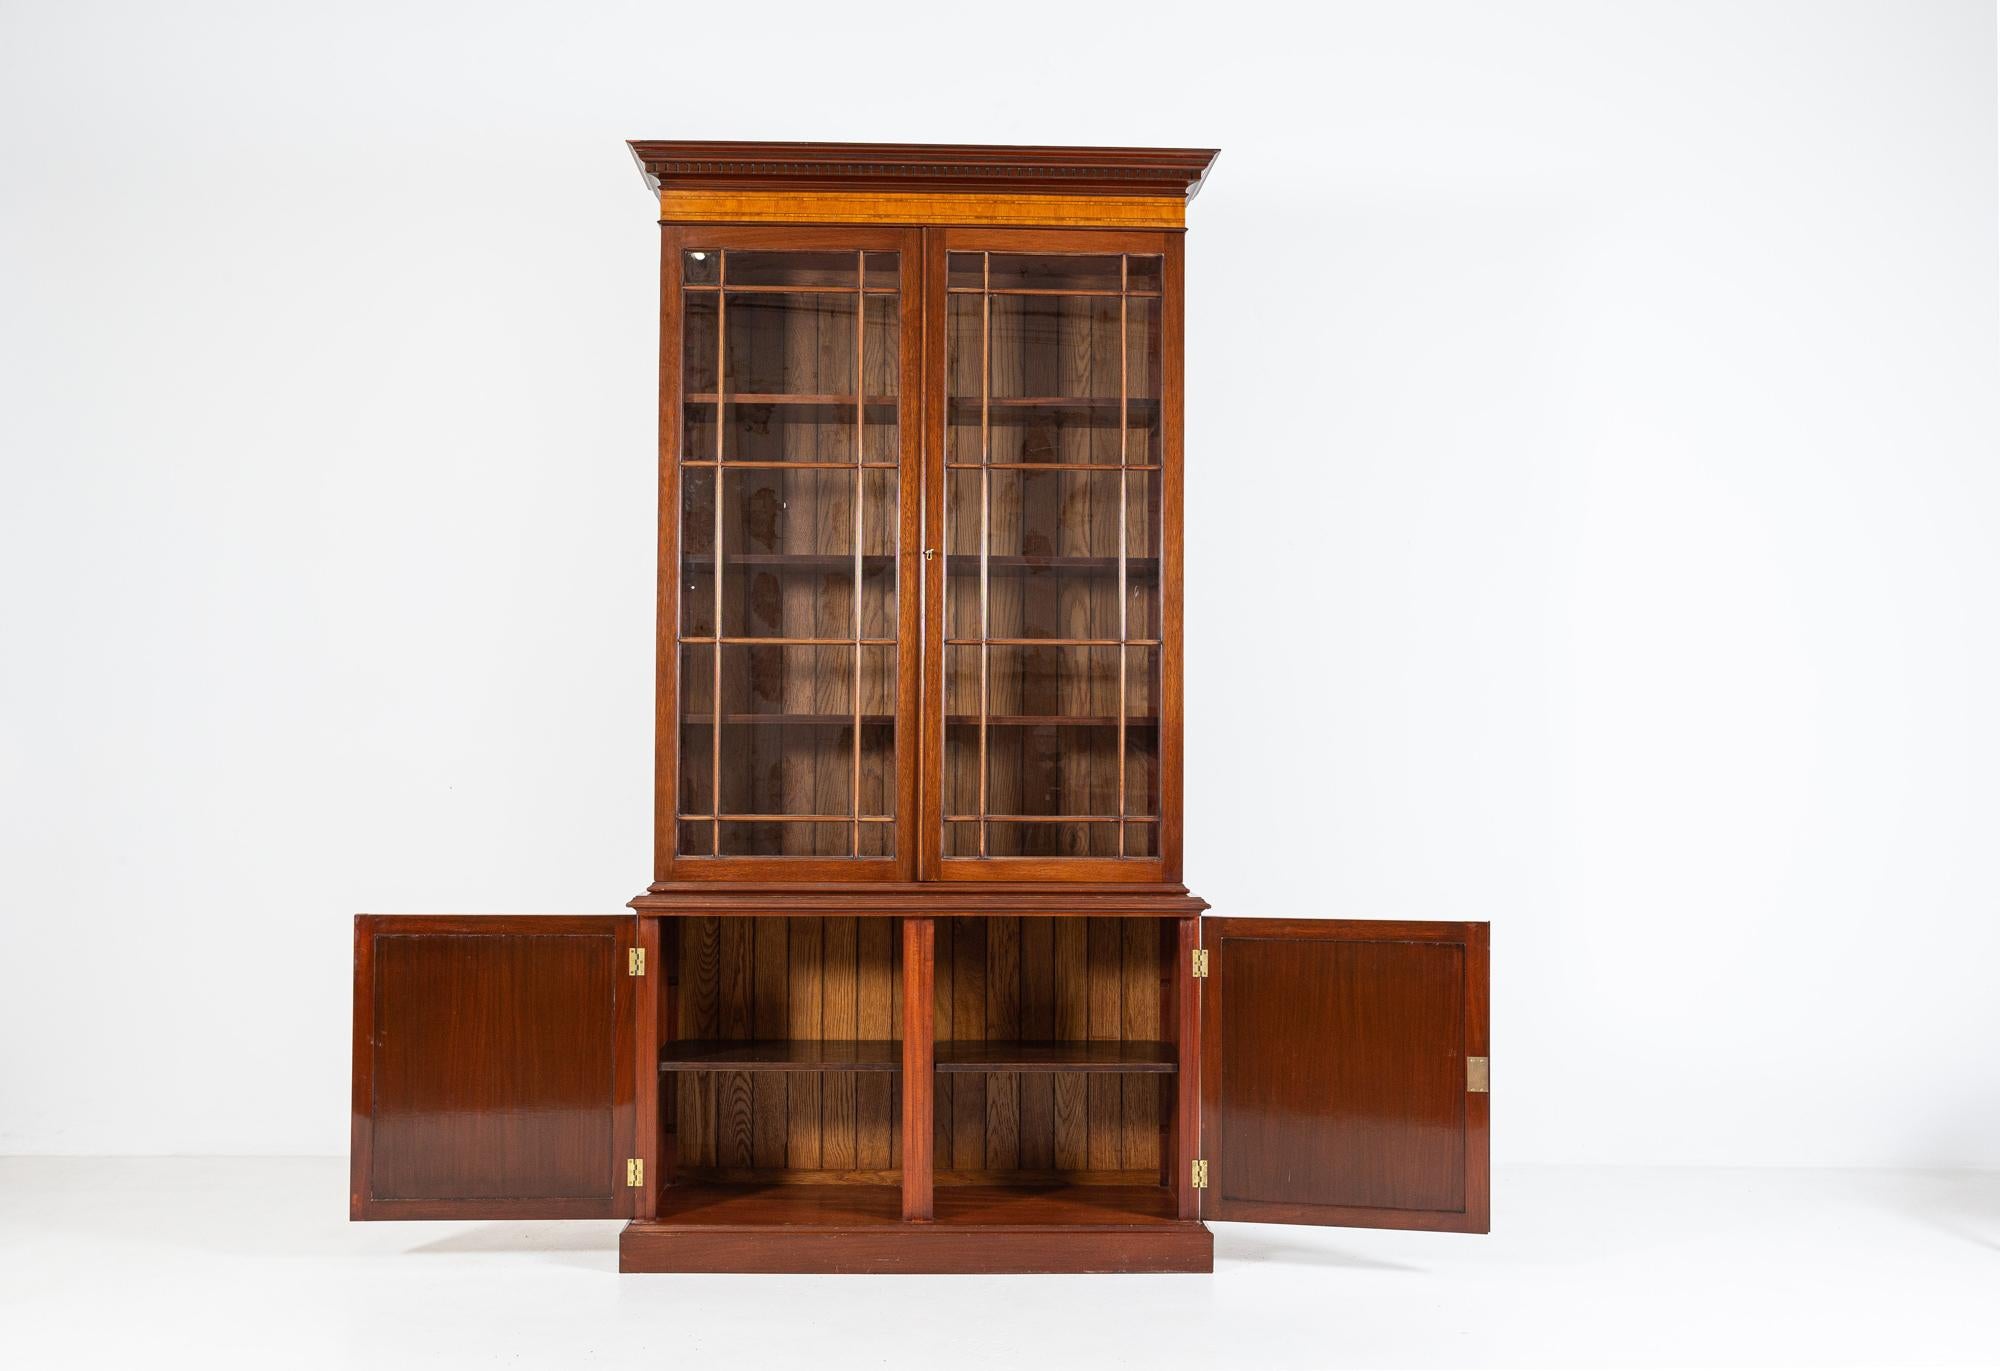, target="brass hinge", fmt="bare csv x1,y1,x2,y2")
1191,947,1210,978
1467,1057,1490,1093
628,948,646,976
1192,1158,1209,1189
626,1157,644,1187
